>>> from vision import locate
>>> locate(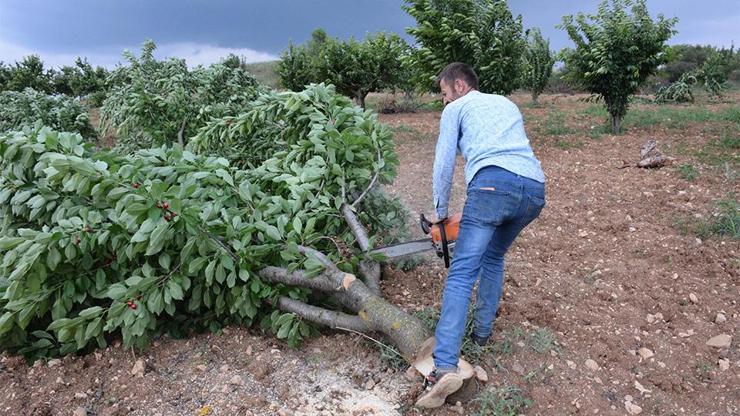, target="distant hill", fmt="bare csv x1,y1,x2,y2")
243,61,280,90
